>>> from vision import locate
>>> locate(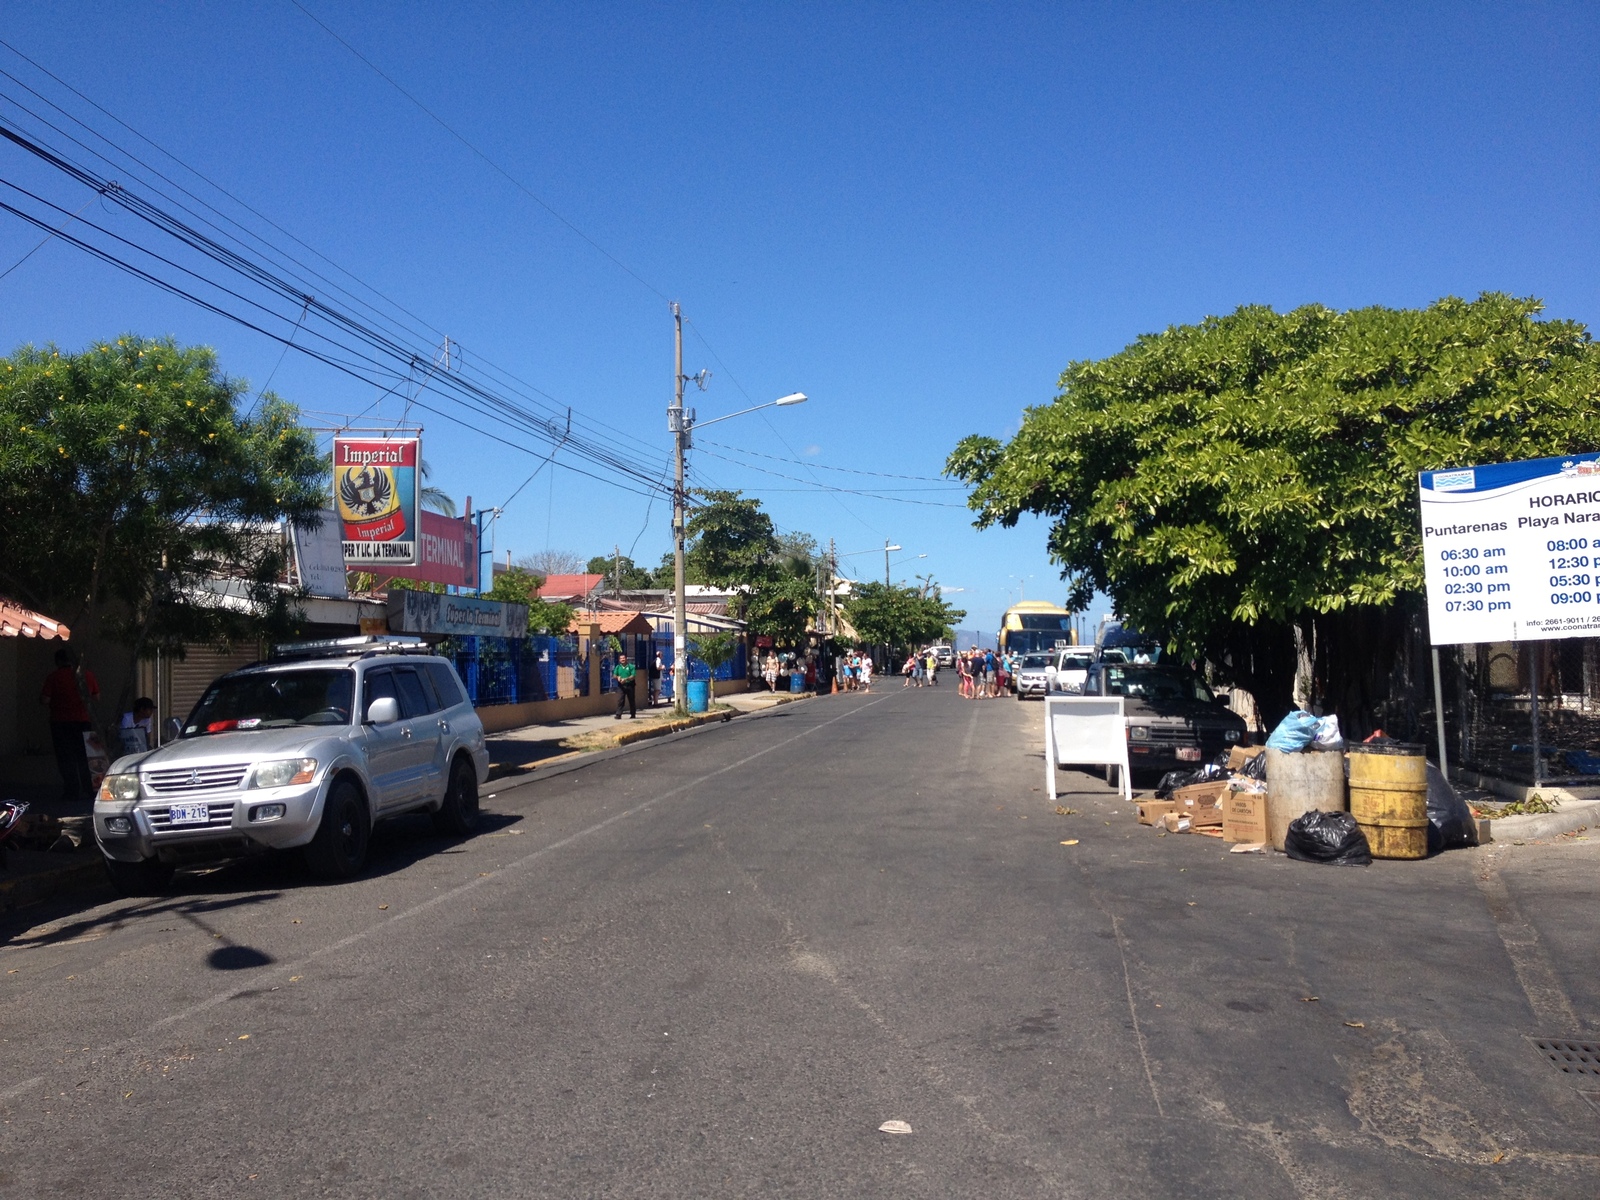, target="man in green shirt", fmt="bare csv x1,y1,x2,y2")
614,649,638,719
